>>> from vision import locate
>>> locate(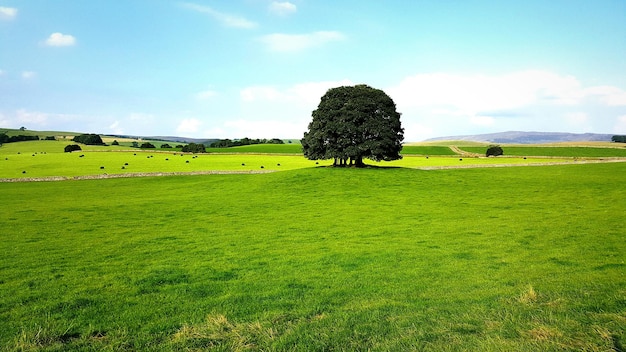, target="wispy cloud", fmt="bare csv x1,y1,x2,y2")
0,6,17,20
384,70,626,139
21,71,36,79
269,1,297,16
240,79,354,105
182,3,257,29
176,118,203,134
195,90,217,101
386,70,626,117
45,32,76,47
260,31,345,52
615,115,626,133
